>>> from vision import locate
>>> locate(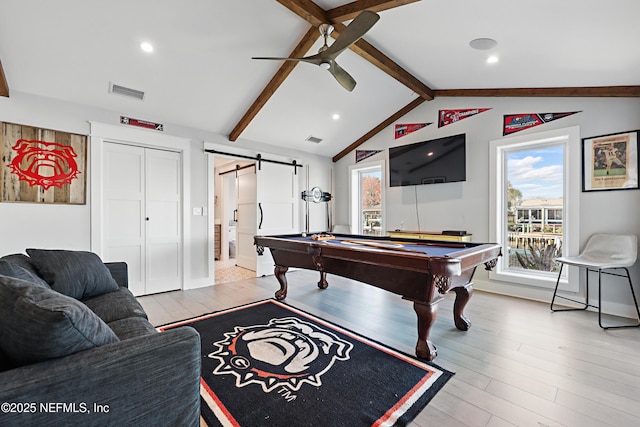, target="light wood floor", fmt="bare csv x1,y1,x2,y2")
137,270,640,427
